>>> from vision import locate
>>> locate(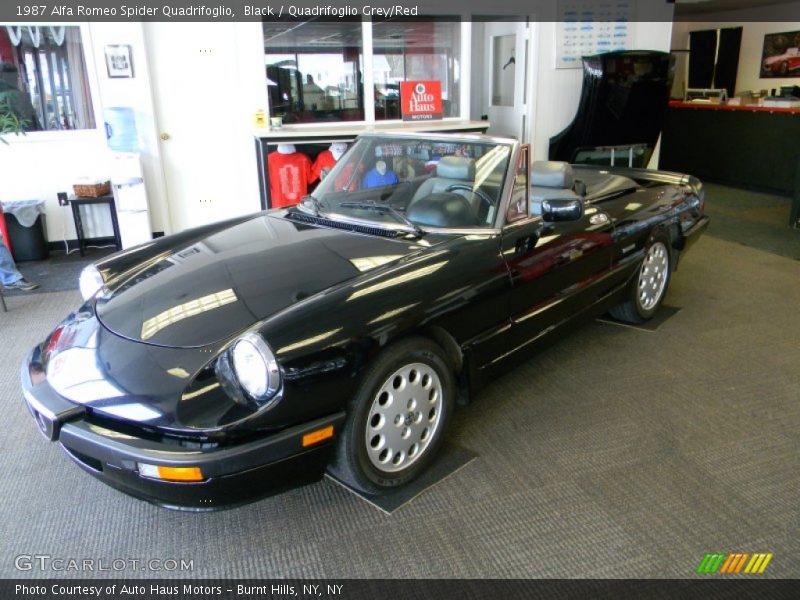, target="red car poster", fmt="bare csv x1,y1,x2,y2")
761,30,800,77
400,80,443,121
